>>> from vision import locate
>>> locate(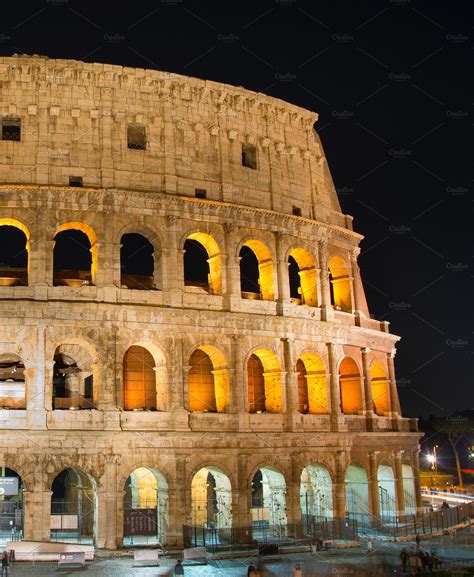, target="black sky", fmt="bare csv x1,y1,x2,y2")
1,0,471,418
